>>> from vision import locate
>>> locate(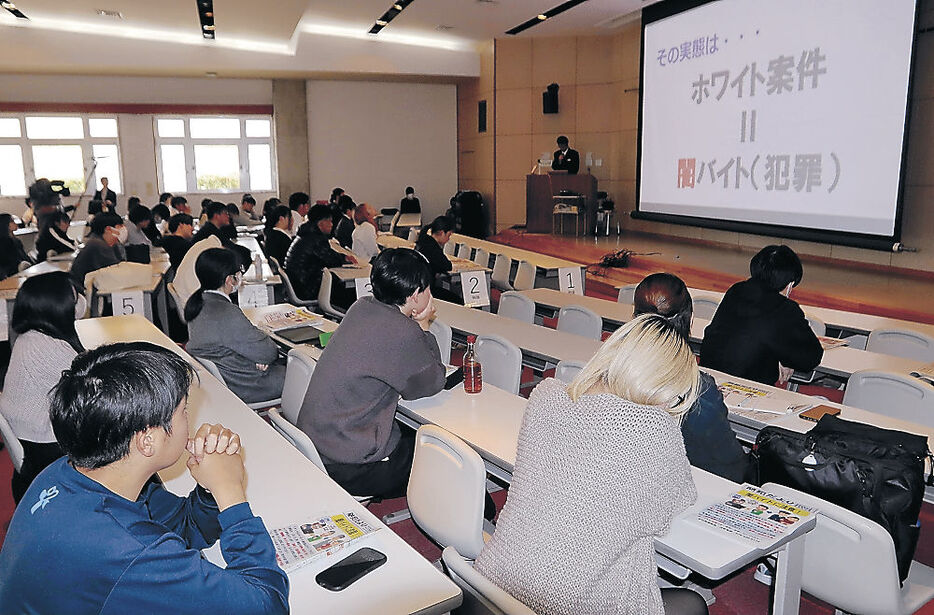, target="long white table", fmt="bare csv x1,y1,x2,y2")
75,314,462,615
